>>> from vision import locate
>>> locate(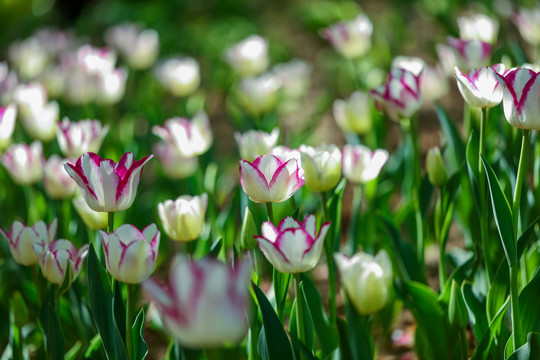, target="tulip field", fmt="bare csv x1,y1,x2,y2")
3,0,540,359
